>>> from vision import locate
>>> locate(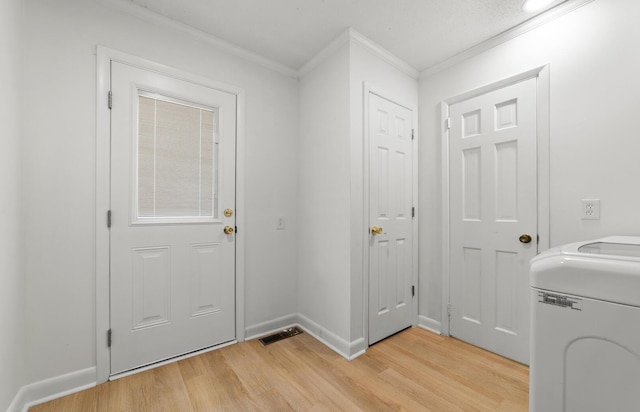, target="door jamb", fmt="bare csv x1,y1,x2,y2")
363,83,419,346
95,46,246,383
440,65,550,336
